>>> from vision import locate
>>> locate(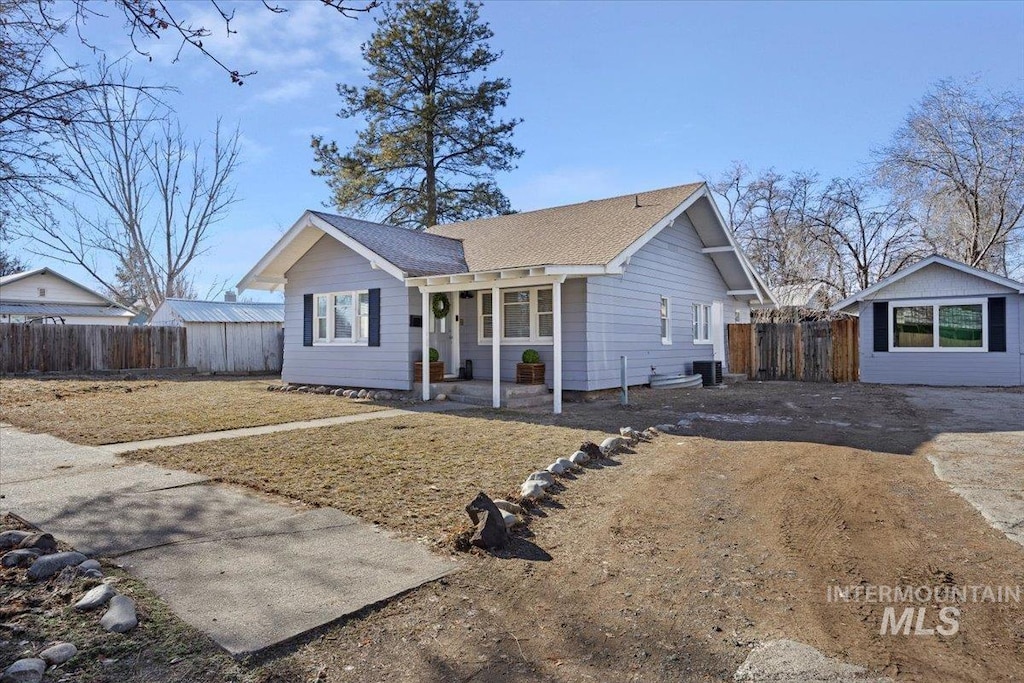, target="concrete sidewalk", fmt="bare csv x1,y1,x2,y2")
103,400,475,454
0,425,459,655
